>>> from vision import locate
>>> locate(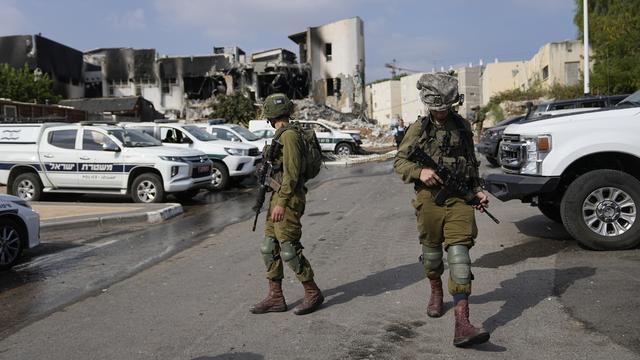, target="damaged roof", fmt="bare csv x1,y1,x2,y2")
59,97,142,113
158,55,233,79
